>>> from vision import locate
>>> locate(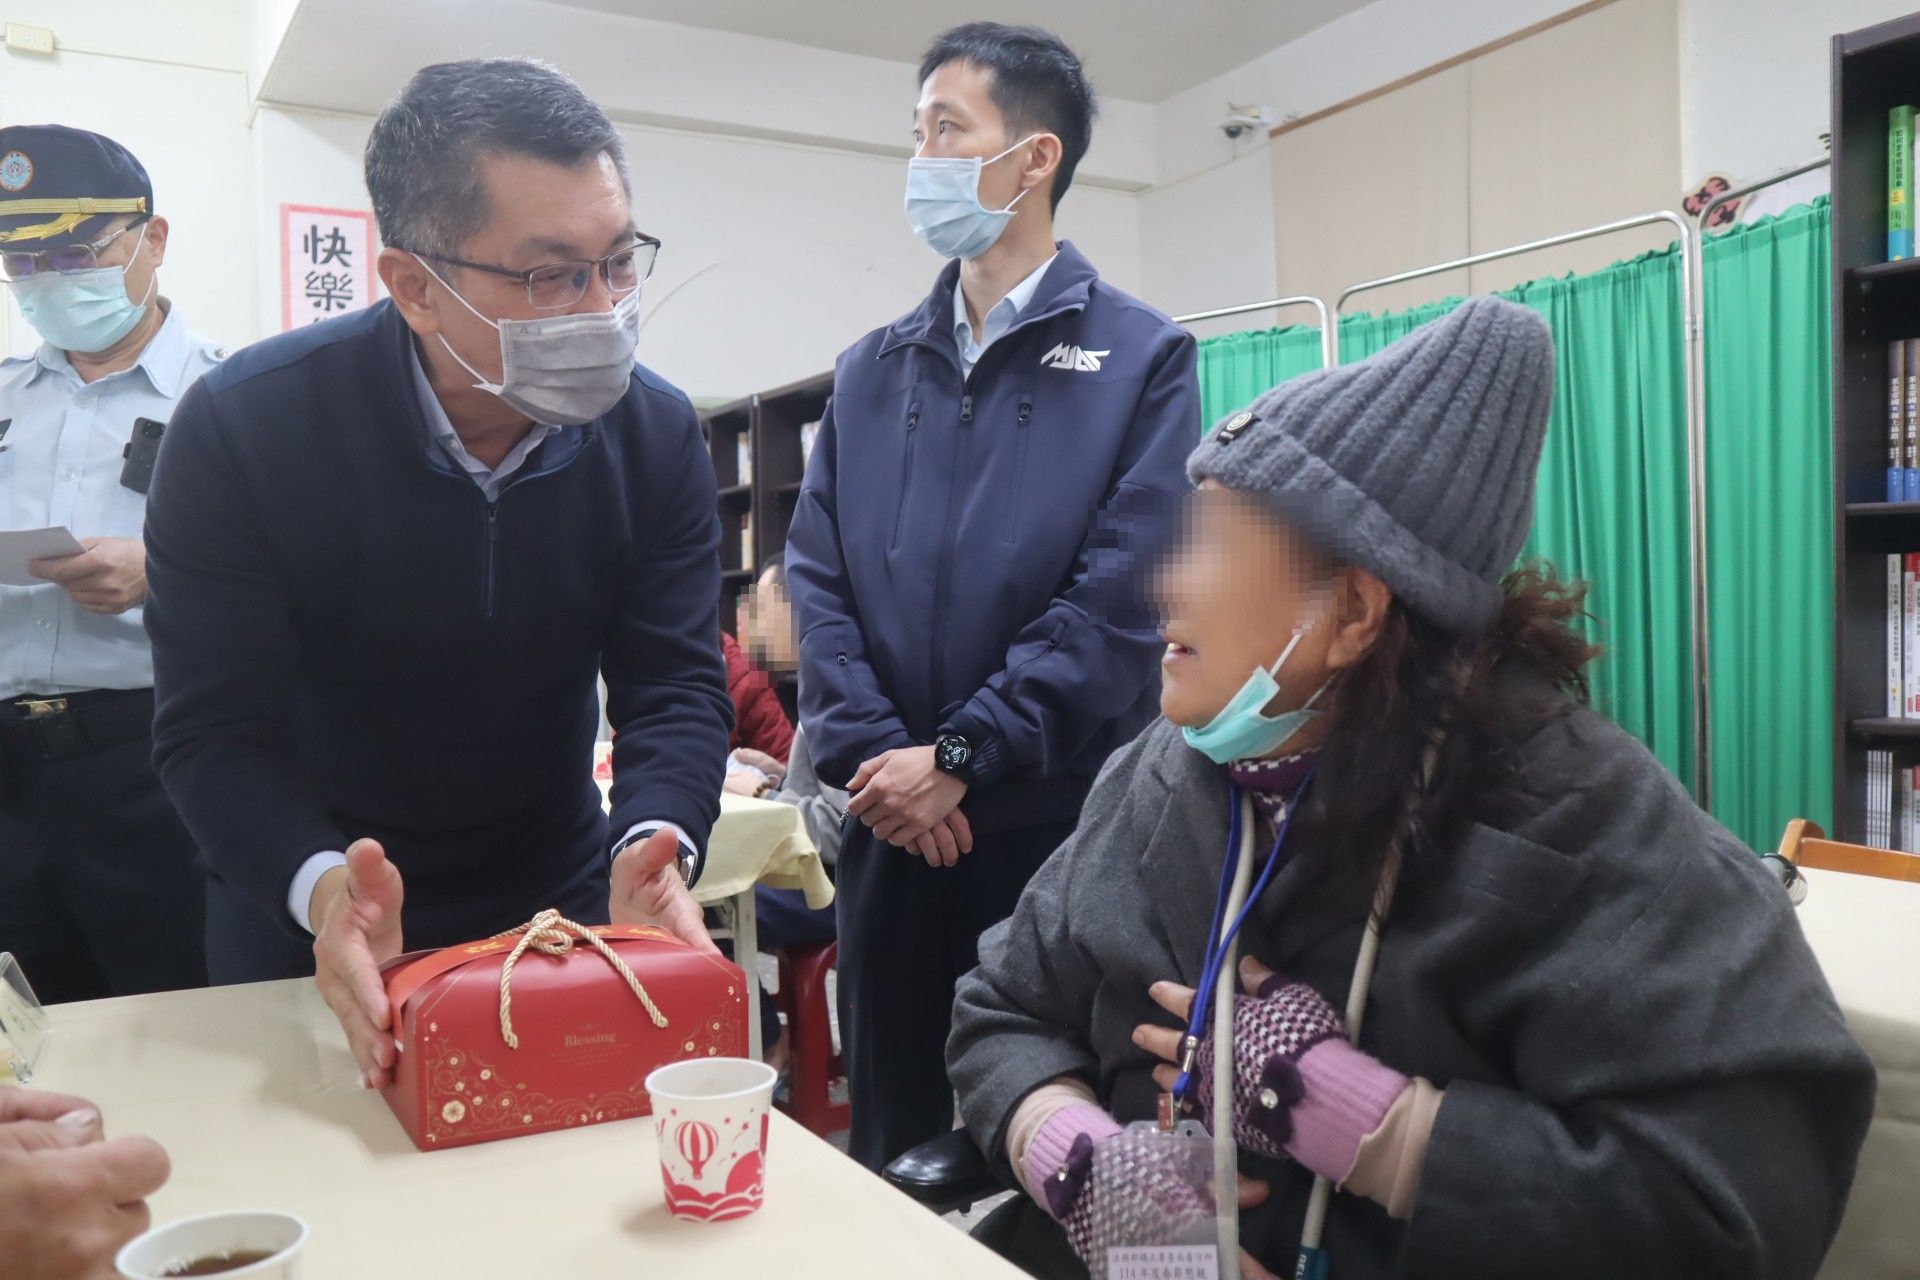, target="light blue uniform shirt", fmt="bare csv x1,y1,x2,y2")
0,303,226,699
953,252,1056,378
